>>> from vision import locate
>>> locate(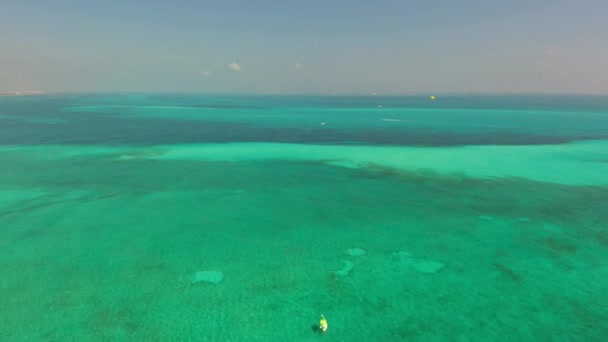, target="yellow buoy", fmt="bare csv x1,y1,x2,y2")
429,95,436,101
